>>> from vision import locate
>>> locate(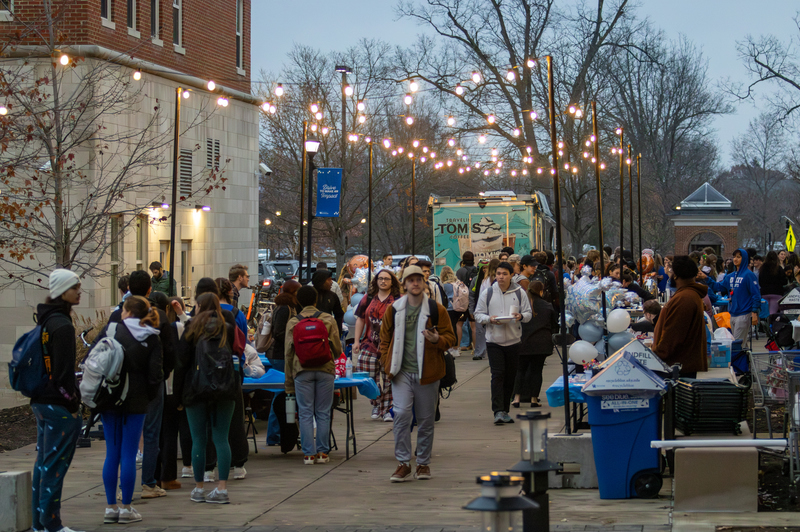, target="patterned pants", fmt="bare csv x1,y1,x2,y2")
356,348,393,416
